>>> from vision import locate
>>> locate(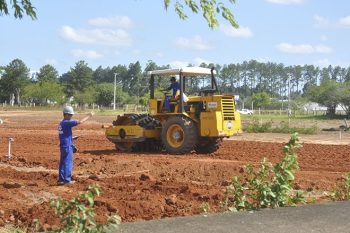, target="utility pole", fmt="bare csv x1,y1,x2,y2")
137,75,139,108
113,73,117,110
288,76,291,125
